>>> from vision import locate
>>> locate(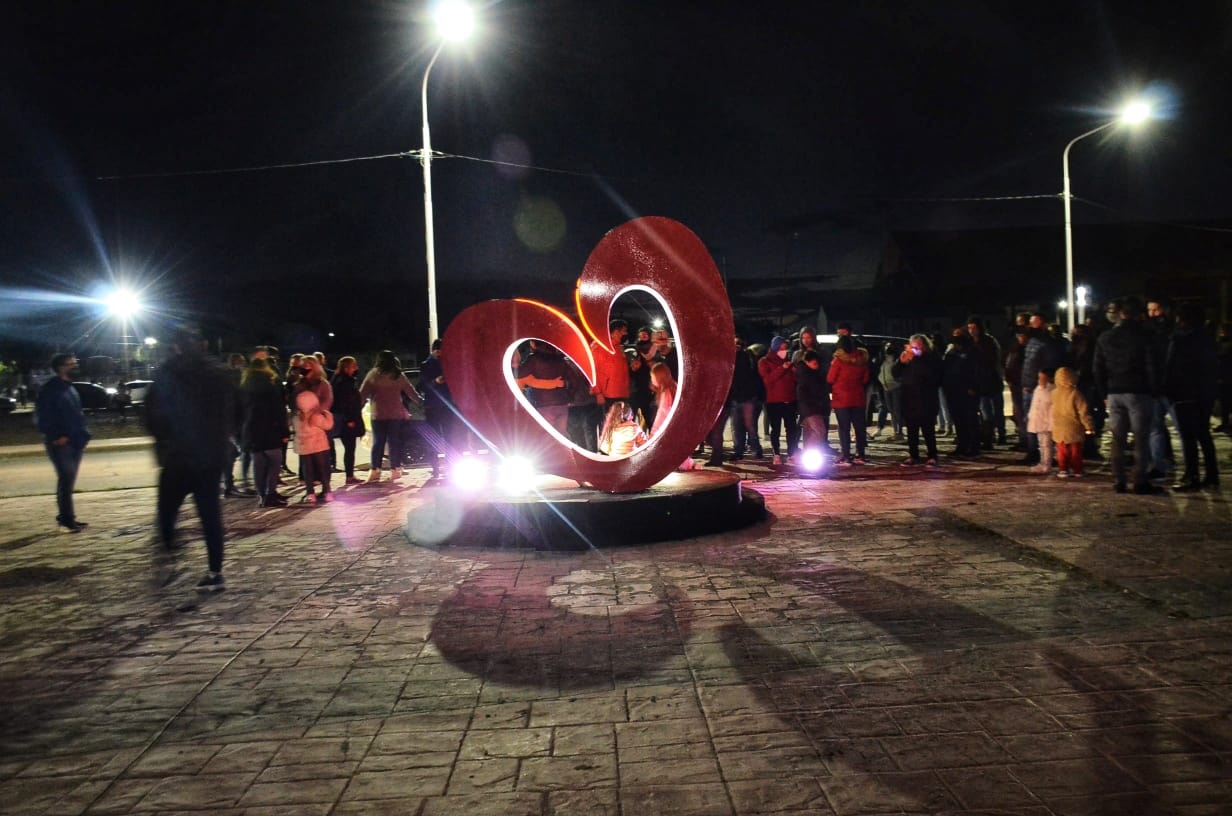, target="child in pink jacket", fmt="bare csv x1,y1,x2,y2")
294,390,334,503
